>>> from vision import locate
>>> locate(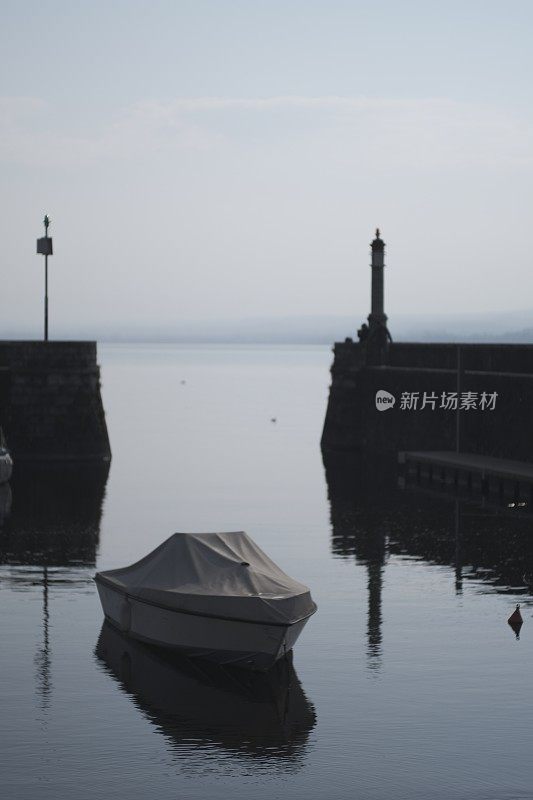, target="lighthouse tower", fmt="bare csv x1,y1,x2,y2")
368,228,387,331
357,228,392,365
